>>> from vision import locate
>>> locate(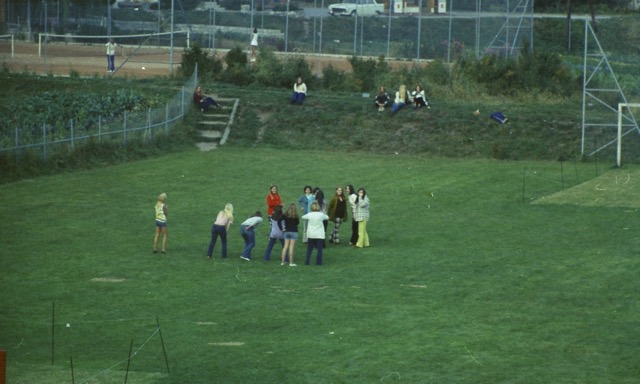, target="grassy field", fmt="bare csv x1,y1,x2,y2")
1,146,640,383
